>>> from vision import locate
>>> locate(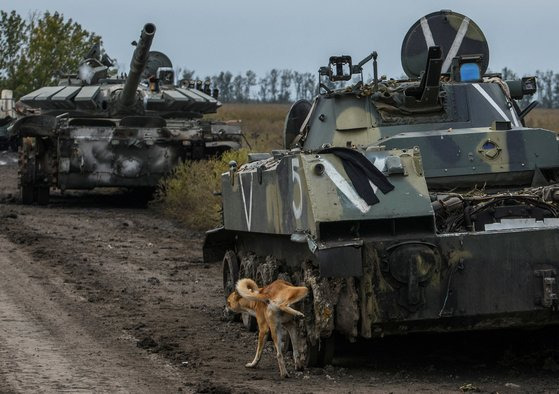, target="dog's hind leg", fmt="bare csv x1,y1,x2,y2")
284,320,304,371
277,303,304,318
267,309,289,378
246,319,269,368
